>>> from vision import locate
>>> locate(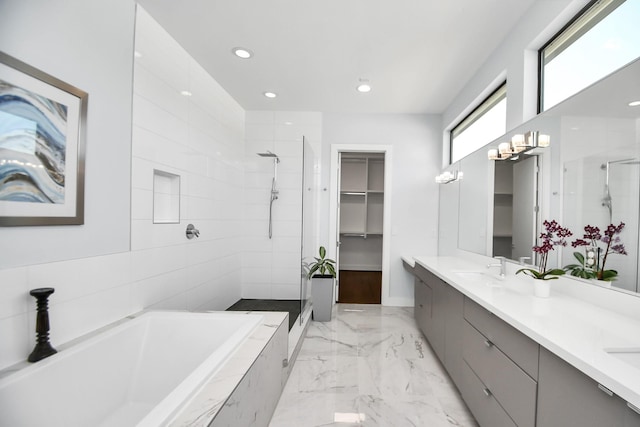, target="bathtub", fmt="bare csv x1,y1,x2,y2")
0,311,263,427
